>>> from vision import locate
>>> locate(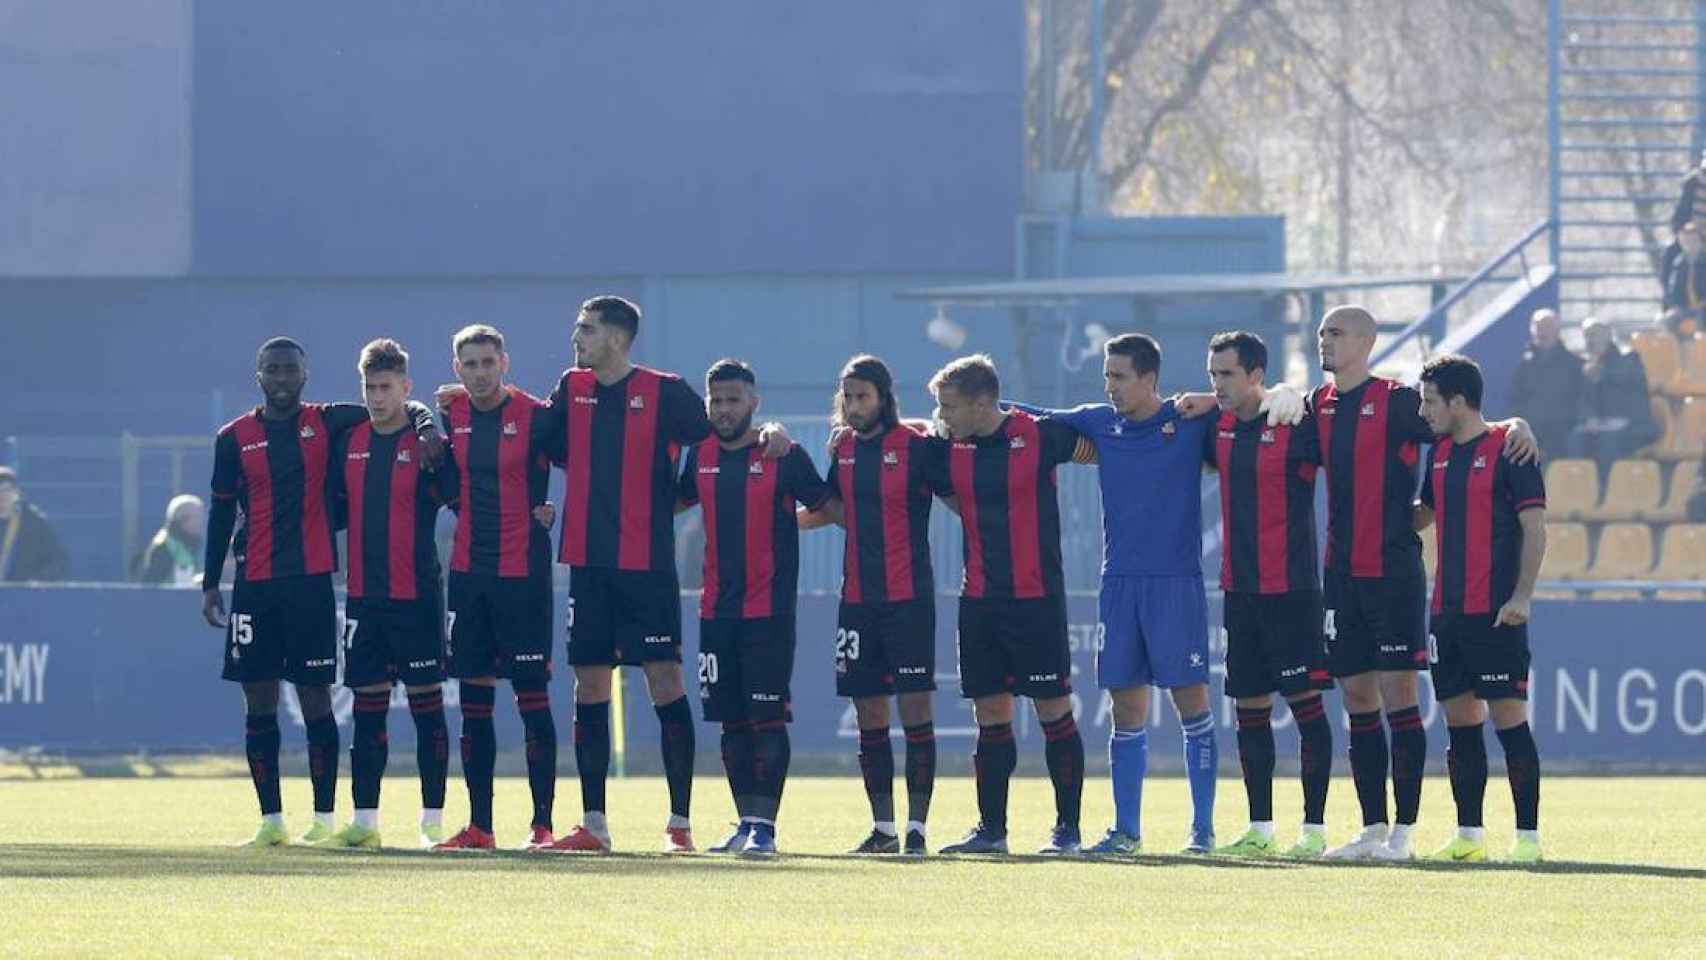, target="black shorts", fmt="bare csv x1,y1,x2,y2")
343,593,448,689
1323,573,1428,677
566,566,682,667
1222,590,1333,700
956,595,1072,701
447,573,553,682
221,574,338,685
698,616,795,723
834,599,937,698
1429,612,1532,702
